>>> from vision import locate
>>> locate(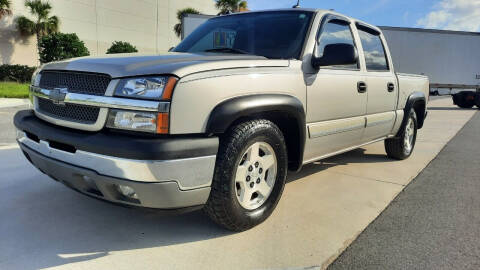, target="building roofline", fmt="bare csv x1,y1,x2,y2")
379,26,480,36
